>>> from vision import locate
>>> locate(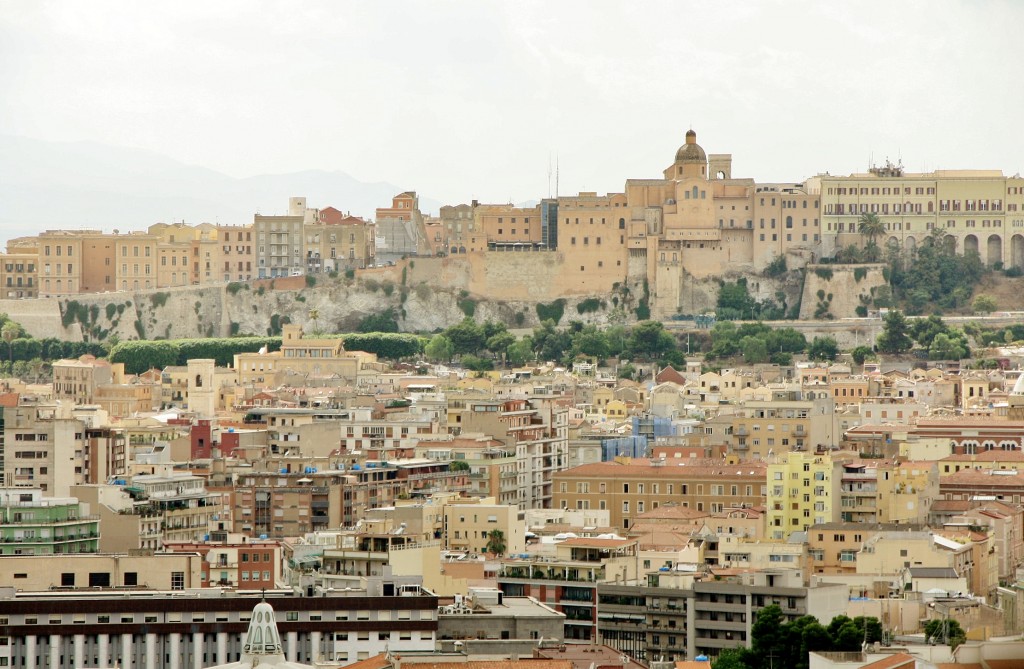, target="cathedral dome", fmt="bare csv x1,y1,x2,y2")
675,129,707,163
